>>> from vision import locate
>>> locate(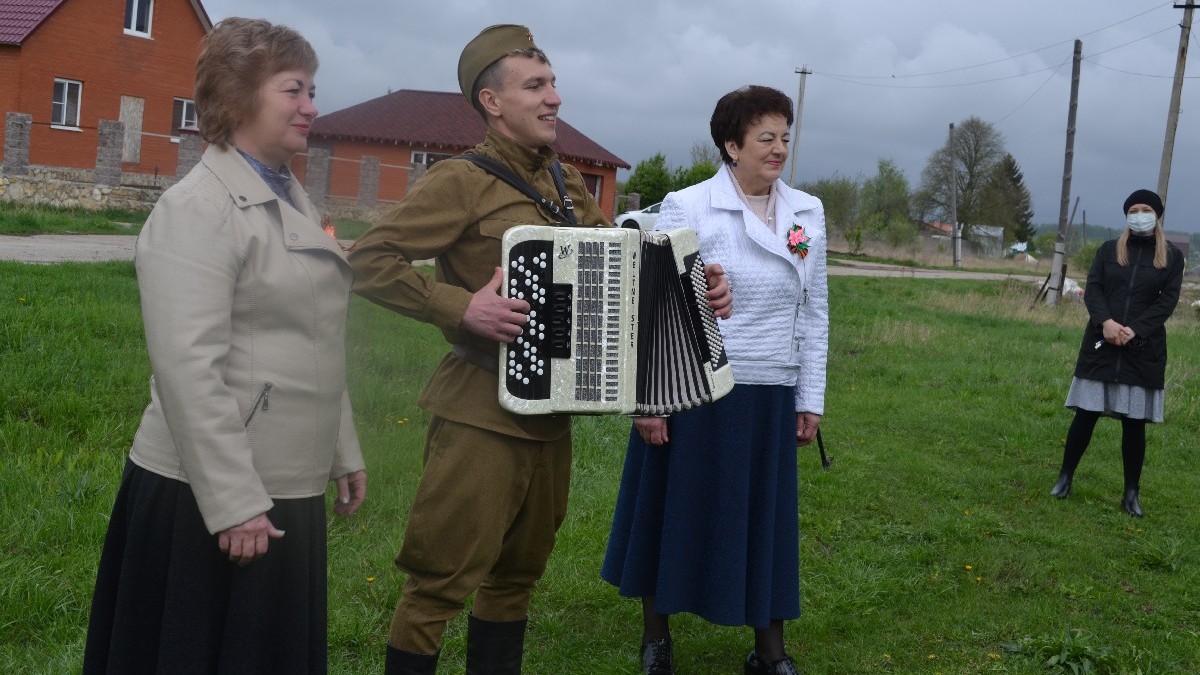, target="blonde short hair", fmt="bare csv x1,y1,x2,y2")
194,18,318,146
